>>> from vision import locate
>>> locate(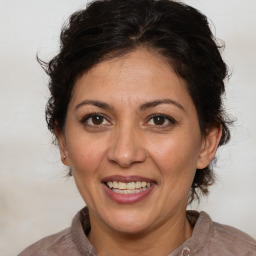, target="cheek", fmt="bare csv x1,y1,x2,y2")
67,136,109,206
67,136,107,177
150,133,201,179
